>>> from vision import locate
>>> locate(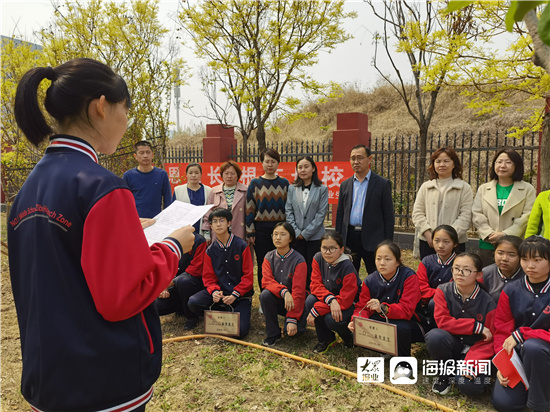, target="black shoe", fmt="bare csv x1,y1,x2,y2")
432,377,451,395
262,336,281,347
183,318,199,330
313,339,337,354
343,337,355,349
